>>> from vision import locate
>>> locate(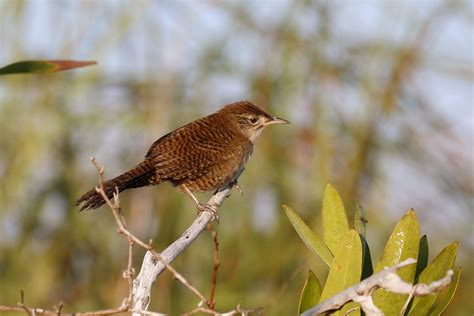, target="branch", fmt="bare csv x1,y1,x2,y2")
207,223,220,310
132,186,232,313
183,303,263,316
87,158,219,311
0,289,130,315
301,258,454,316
